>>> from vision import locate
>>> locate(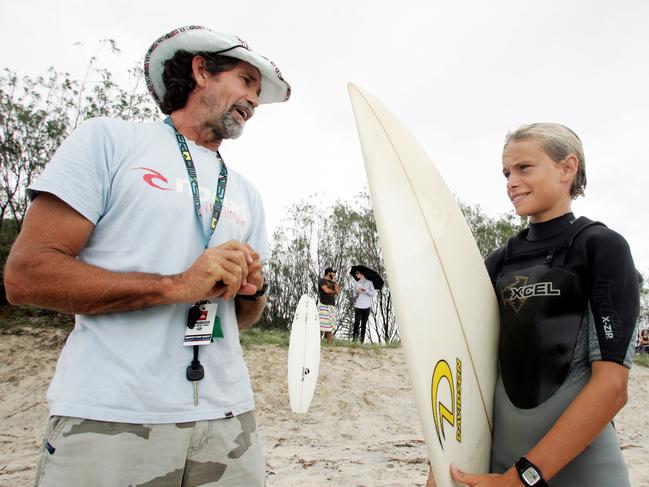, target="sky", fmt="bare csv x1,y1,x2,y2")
2,0,648,275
